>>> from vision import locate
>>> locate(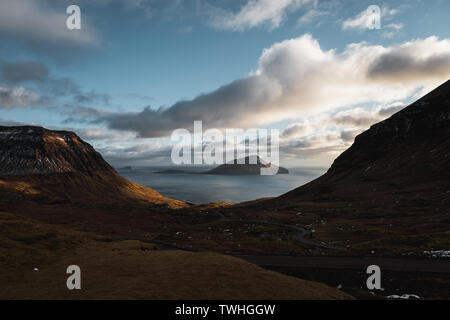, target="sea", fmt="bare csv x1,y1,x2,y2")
117,166,327,204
